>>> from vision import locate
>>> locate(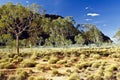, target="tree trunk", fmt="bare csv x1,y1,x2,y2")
16,35,19,55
